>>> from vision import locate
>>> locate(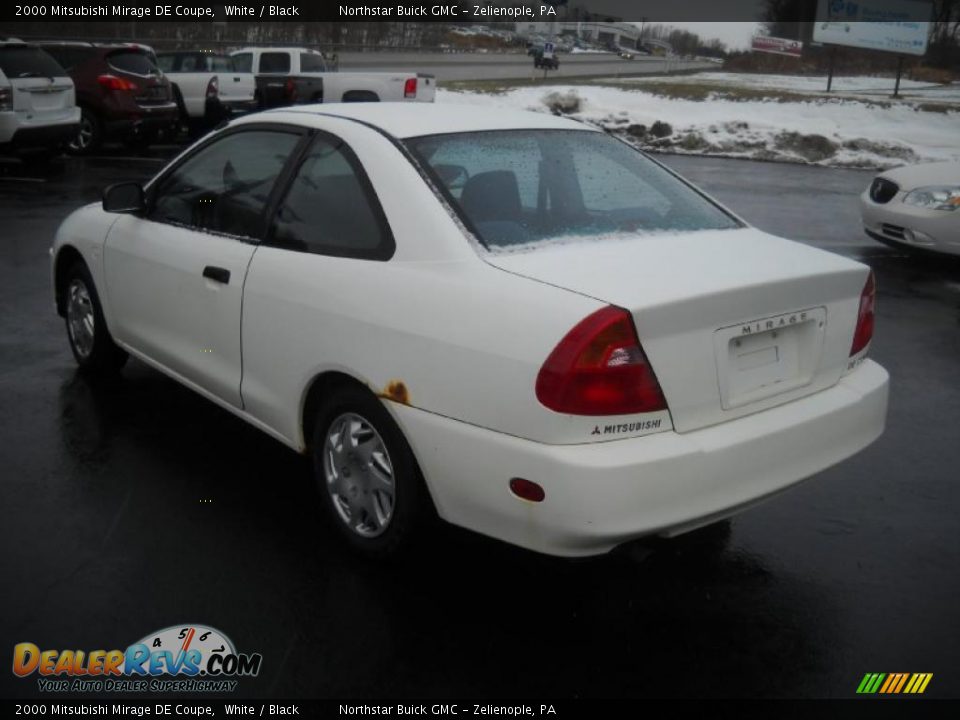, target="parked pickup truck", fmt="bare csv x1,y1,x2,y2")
230,47,435,107
156,51,258,130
